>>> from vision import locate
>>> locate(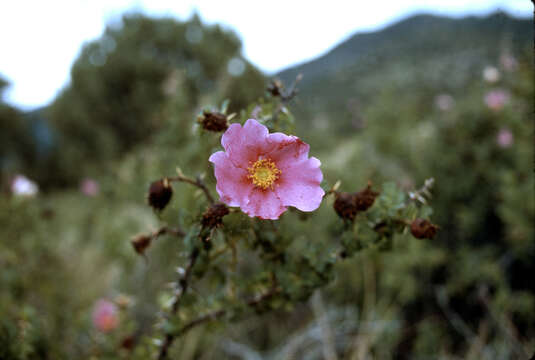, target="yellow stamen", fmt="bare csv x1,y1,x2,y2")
247,158,281,190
